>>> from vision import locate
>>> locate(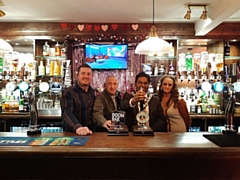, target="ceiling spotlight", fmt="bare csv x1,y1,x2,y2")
184,6,191,20
200,6,207,19
0,10,5,17
184,4,209,20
